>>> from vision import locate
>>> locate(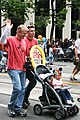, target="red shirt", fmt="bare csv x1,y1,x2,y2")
24,36,38,56
6,36,27,71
